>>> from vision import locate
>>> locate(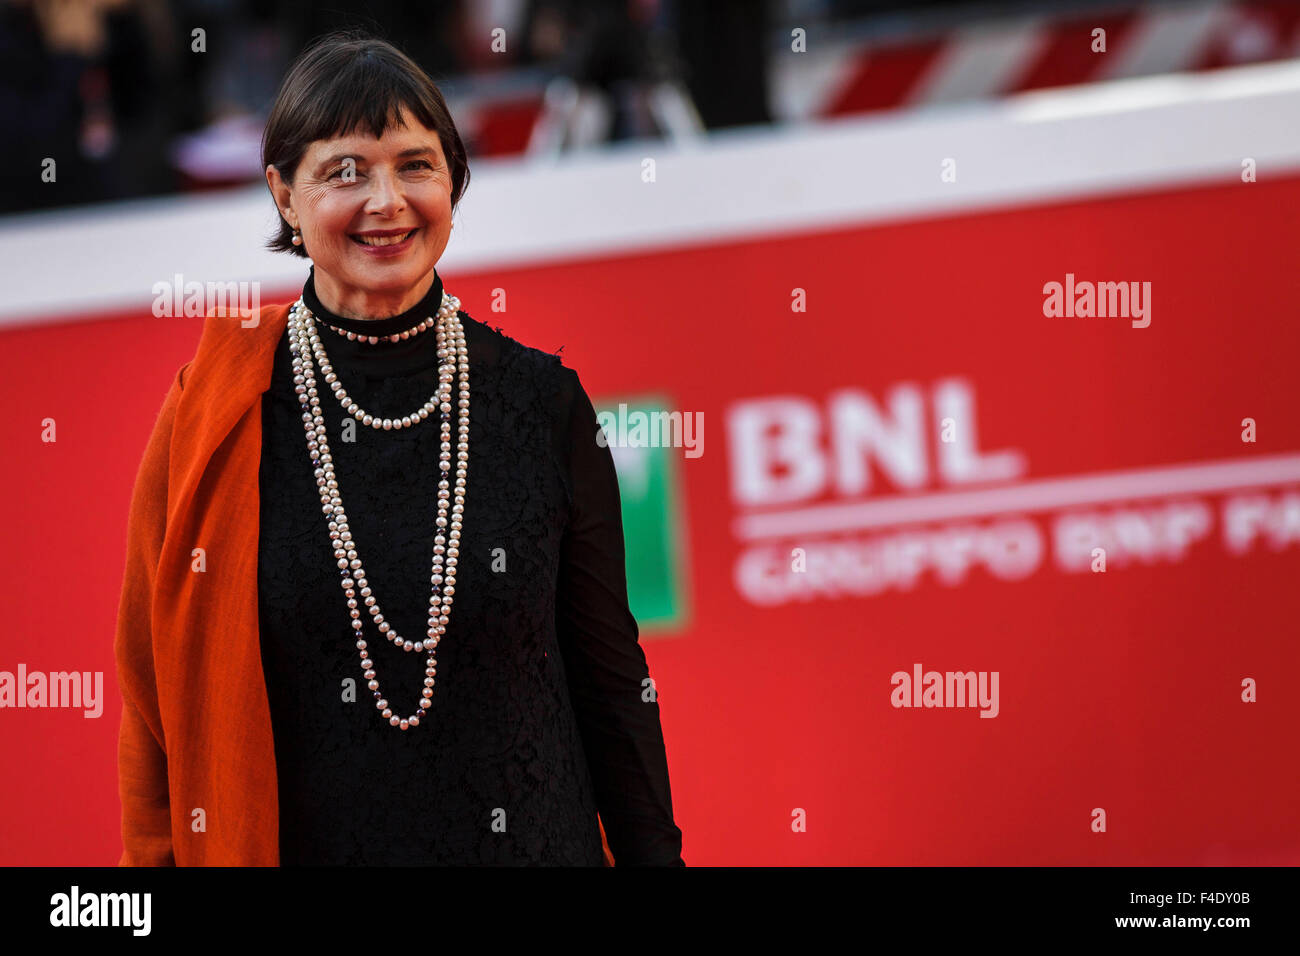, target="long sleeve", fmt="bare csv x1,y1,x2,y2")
114,362,188,866
553,367,685,866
